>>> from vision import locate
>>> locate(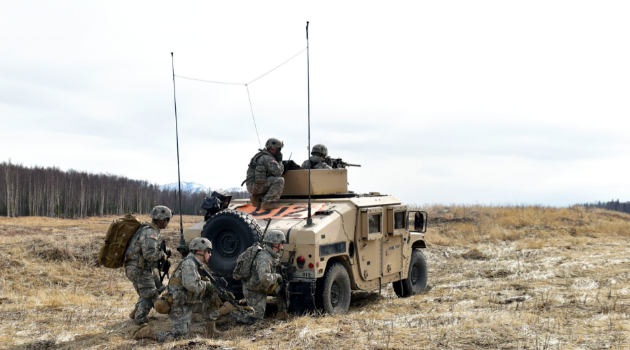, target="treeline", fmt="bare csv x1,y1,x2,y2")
583,200,630,215
0,161,248,218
